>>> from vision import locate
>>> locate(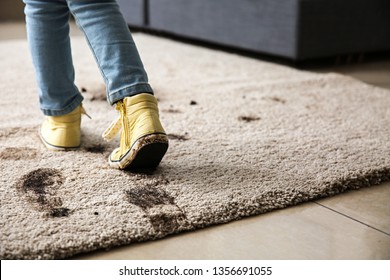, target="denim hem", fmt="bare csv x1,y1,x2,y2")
41,94,84,116
108,83,153,105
